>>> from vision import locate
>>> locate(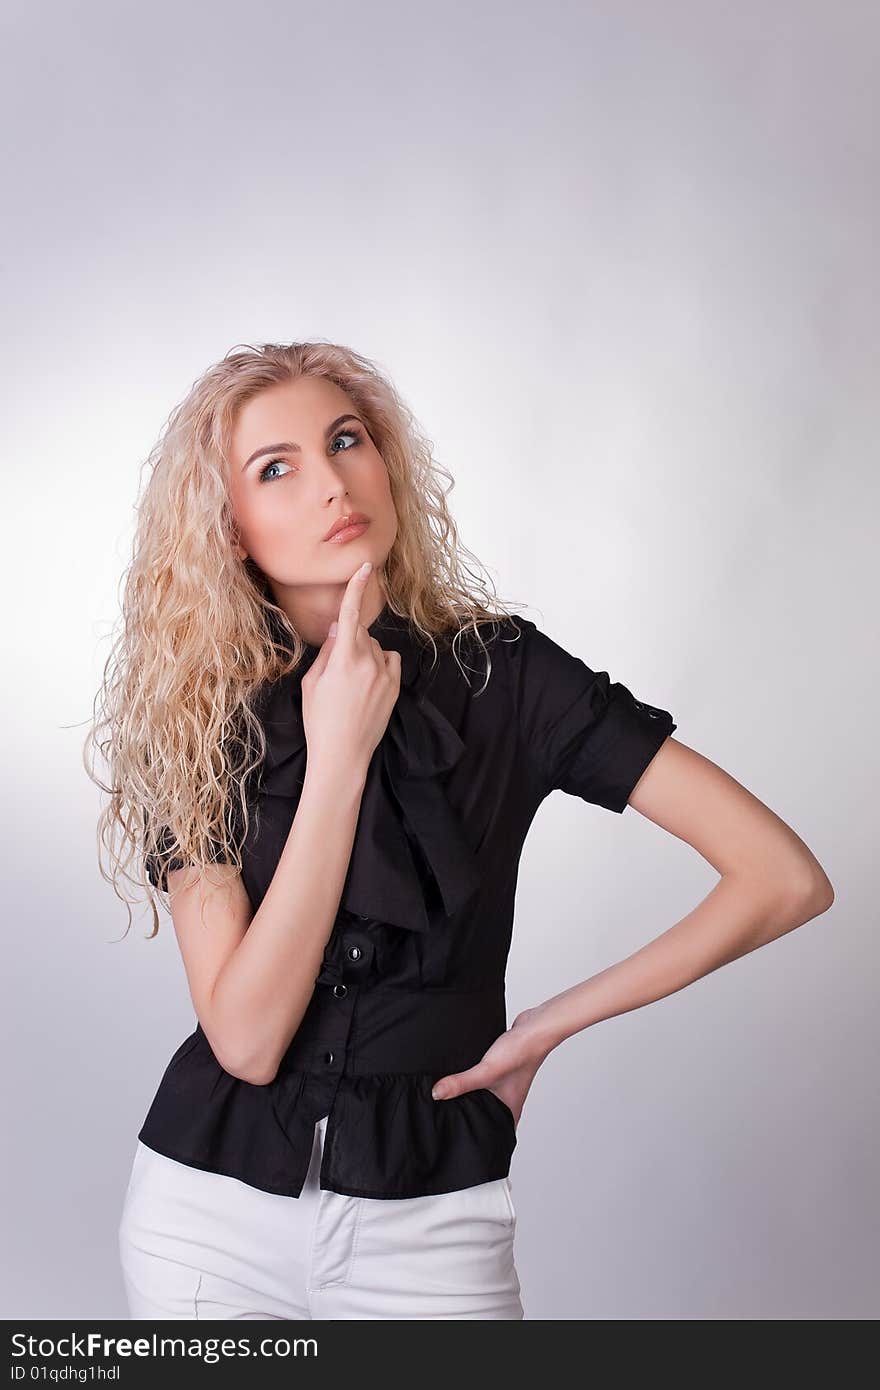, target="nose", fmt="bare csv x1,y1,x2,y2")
323,476,350,506
307,452,350,498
